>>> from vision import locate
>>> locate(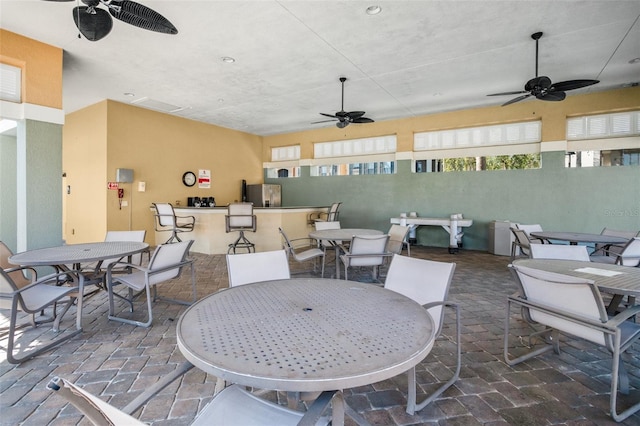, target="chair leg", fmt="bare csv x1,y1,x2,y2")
503,298,554,366
108,284,153,328
406,303,461,414
6,299,82,364
610,338,640,421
